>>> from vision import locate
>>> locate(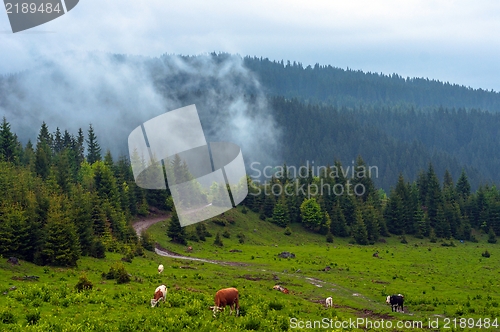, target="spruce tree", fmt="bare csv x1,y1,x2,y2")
456,169,471,200
40,197,80,266
86,124,101,164
272,195,289,227
0,117,18,162
352,209,369,245
167,209,187,245
330,202,349,237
